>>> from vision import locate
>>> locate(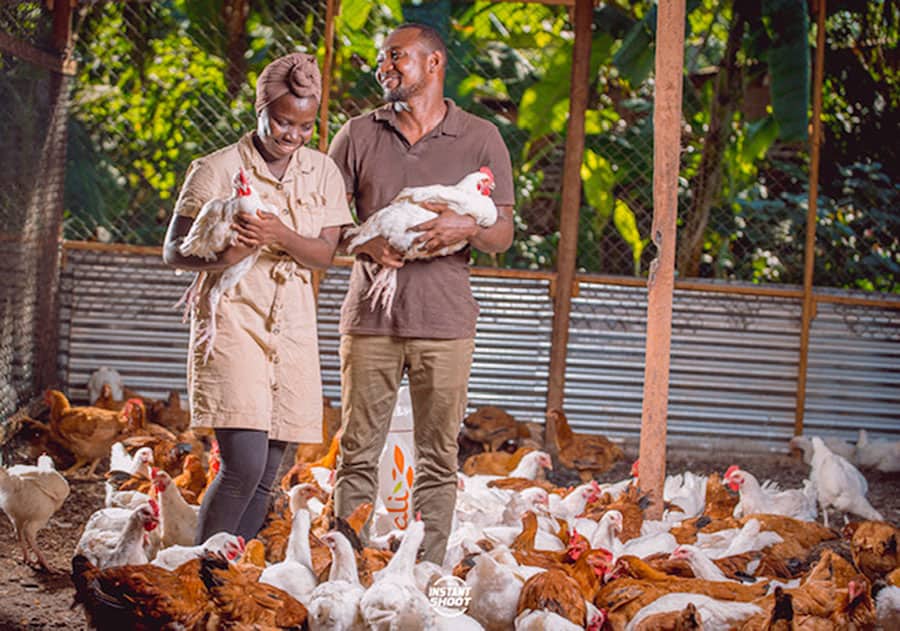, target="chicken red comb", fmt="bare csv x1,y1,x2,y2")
237,536,246,550
724,465,740,478
479,166,494,180
239,167,248,186
148,498,159,516
630,459,640,476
